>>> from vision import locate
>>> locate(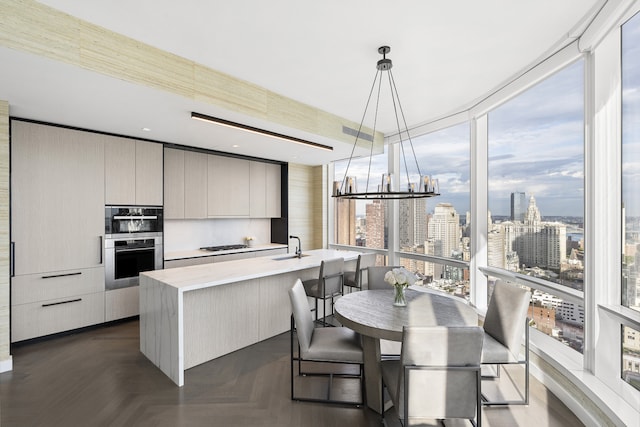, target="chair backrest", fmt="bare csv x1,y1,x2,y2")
319,257,344,296
483,280,531,358
366,265,400,290
396,326,483,421
289,279,315,356
357,253,378,288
